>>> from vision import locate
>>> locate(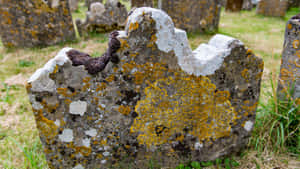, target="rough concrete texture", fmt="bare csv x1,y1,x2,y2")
69,0,79,12
0,0,75,48
76,0,128,36
160,0,221,32
256,0,288,17
85,0,103,10
226,0,243,12
27,7,264,169
242,0,253,10
131,0,153,7
277,14,300,105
